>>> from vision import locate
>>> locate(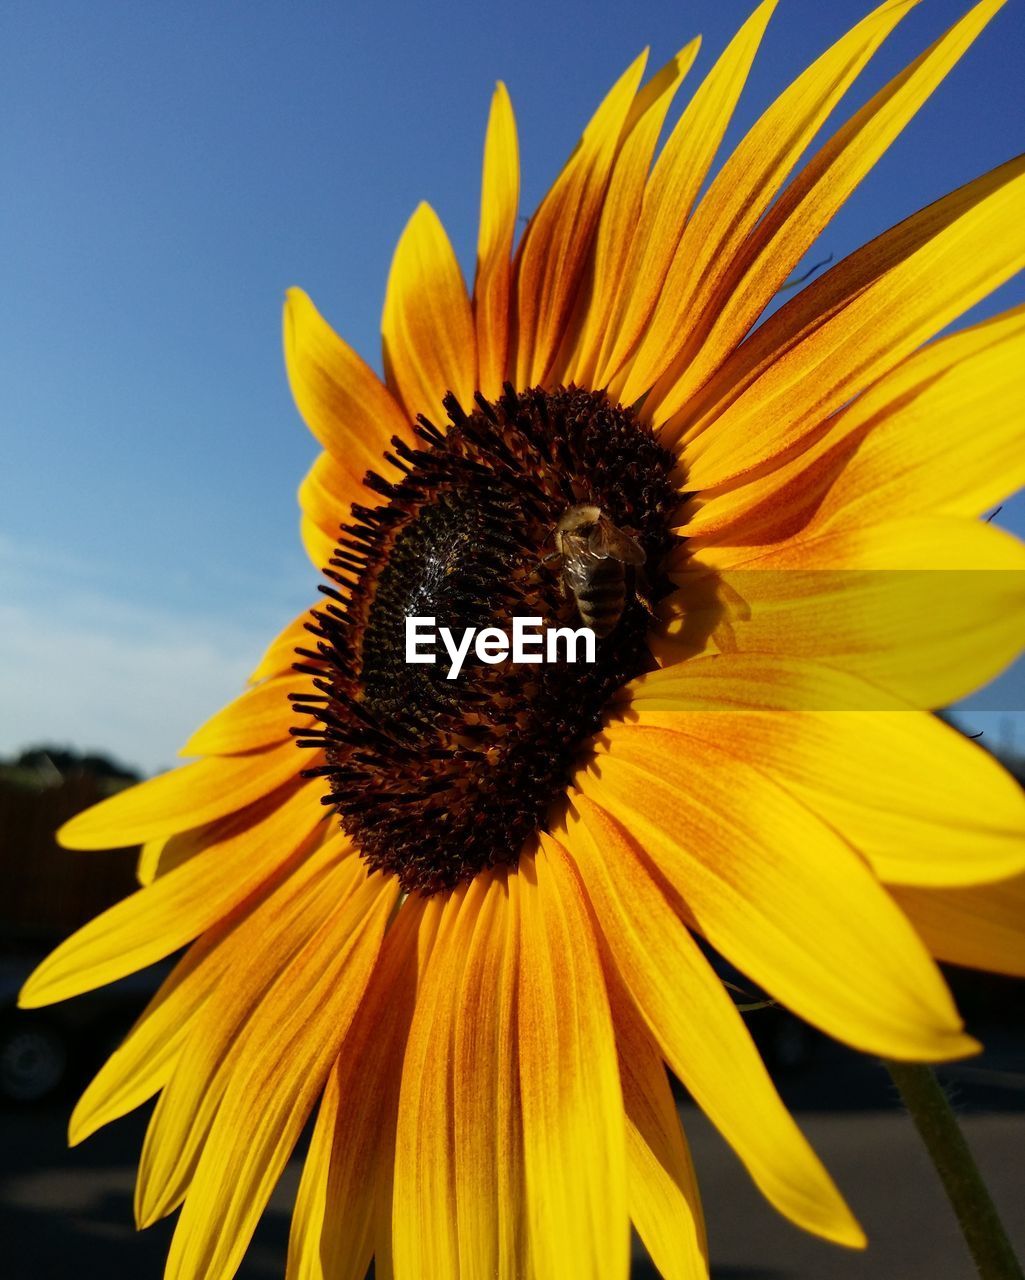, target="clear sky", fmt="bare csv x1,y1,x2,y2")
2,0,1024,773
